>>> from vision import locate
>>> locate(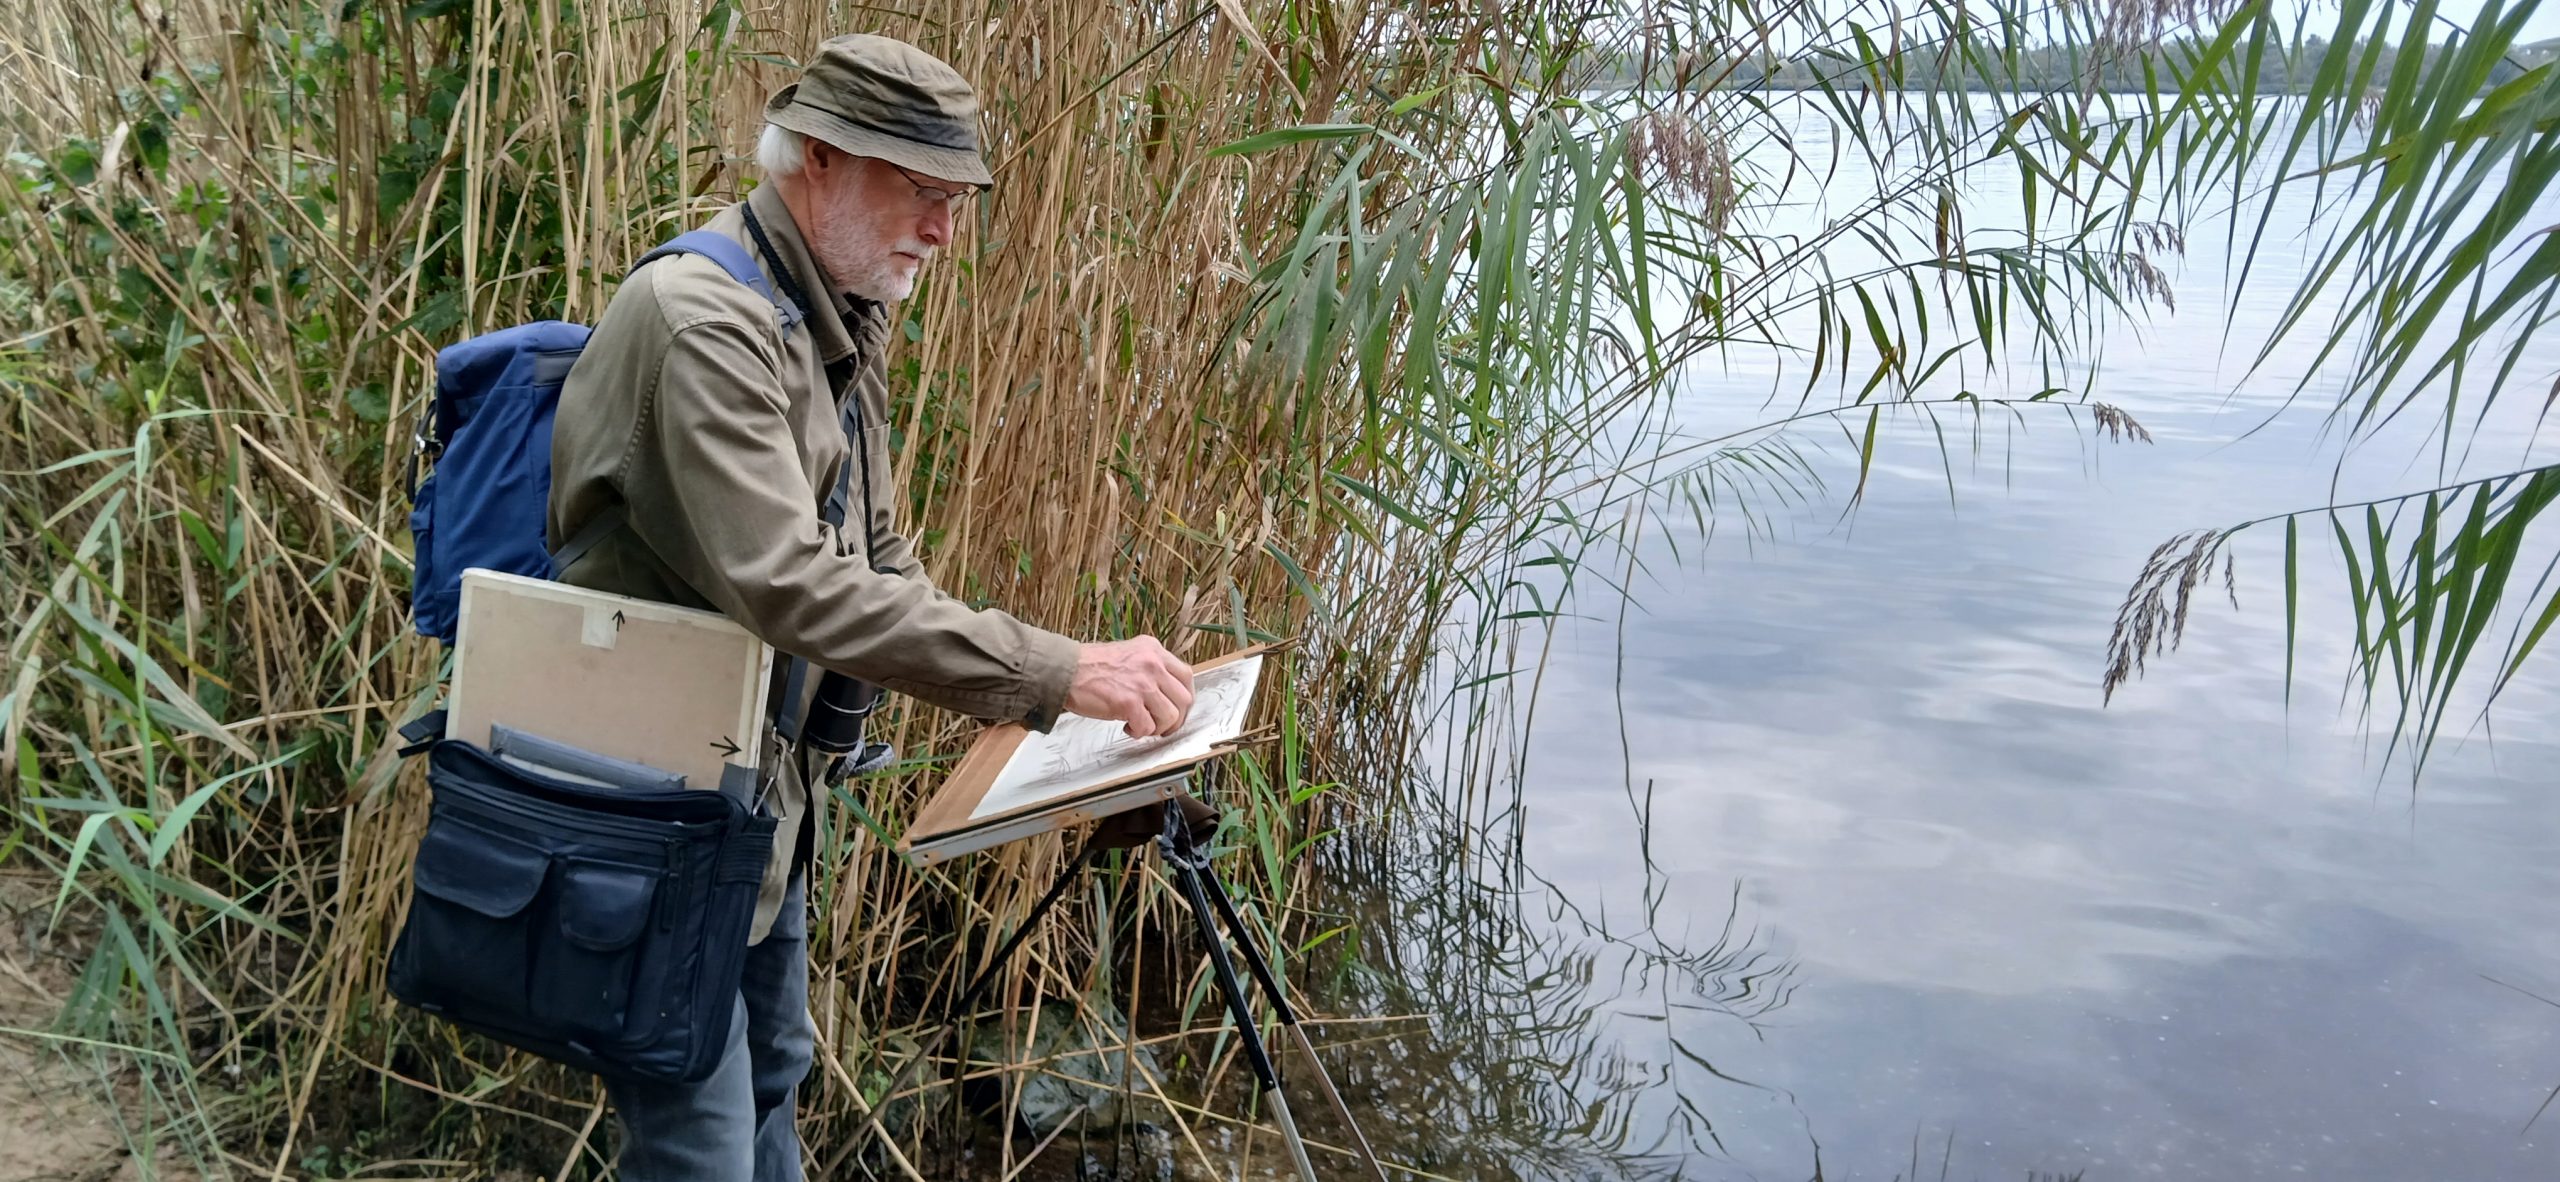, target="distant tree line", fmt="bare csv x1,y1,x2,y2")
1590,34,2551,94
